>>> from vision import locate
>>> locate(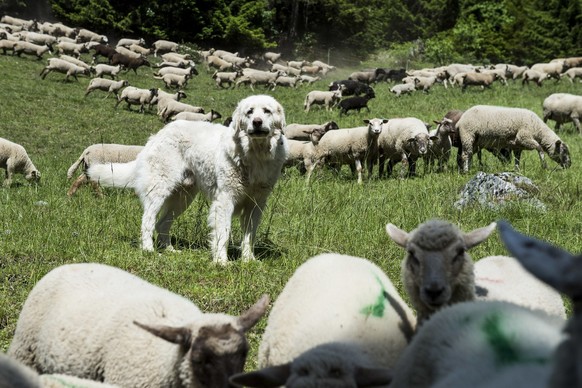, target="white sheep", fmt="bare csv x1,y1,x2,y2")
308,118,387,184
161,52,191,62
171,110,222,122
116,37,146,47
0,38,16,54
272,75,301,89
388,300,564,388
559,67,582,83
283,126,328,174
24,32,57,48
272,63,301,76
84,78,129,98
425,118,452,172
212,70,242,88
206,55,236,72
311,60,335,75
66,143,144,197
8,263,269,387
155,66,198,78
389,82,416,96
531,61,567,81
115,86,158,113
474,255,566,319
521,69,549,86
58,54,92,71
114,45,142,59
235,70,283,91
151,39,179,56
128,43,151,56
457,105,571,173
0,137,41,187
303,88,343,112
56,41,88,58
159,99,205,122
461,71,501,90
299,74,321,85
257,253,416,370
411,75,438,92
152,89,188,118
284,120,339,141
286,60,308,69
542,92,582,135
12,41,51,59
386,219,496,325
75,28,108,44
93,64,122,79
263,51,282,63
230,342,392,388
153,73,190,89
377,117,431,178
